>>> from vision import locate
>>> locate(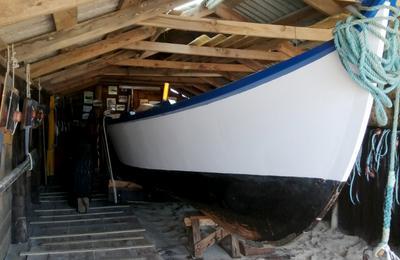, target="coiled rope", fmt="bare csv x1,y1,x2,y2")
334,4,400,126
334,2,400,259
